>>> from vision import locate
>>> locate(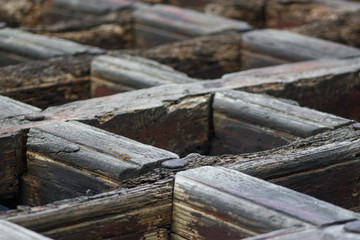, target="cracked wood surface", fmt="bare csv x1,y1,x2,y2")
211,90,350,154
22,121,178,205
1,180,172,240
172,166,356,239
